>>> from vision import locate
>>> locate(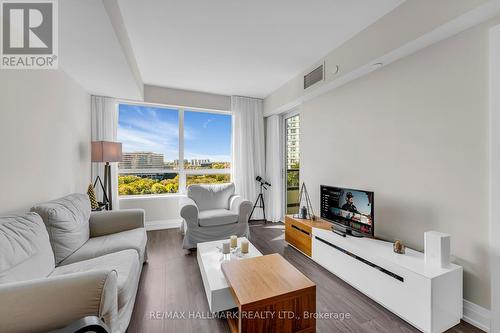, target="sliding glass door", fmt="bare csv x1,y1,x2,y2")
284,113,300,215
